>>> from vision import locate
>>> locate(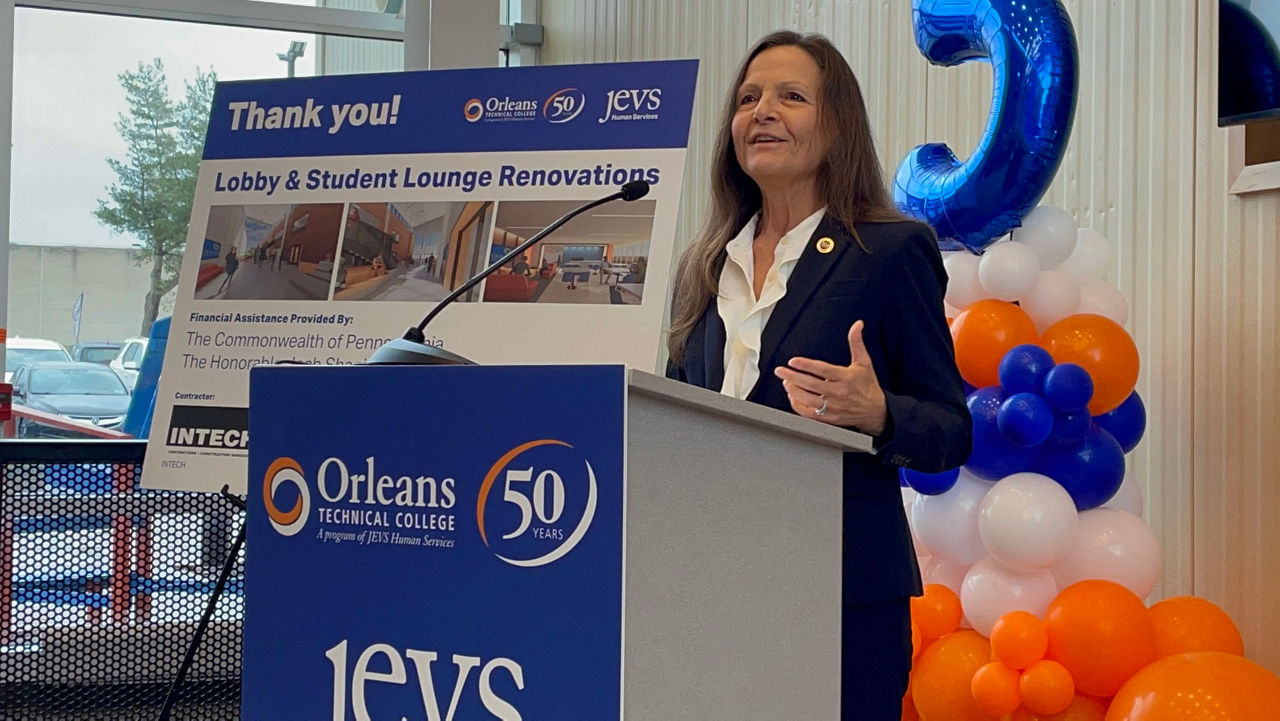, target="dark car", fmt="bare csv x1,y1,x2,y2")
10,361,132,438
71,341,124,365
